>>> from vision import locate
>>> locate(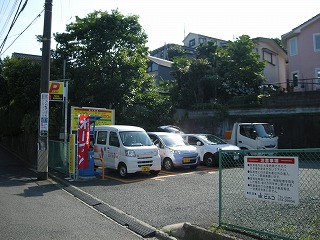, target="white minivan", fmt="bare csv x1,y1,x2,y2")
93,125,161,177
